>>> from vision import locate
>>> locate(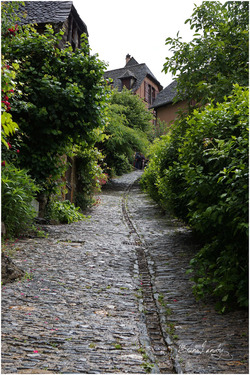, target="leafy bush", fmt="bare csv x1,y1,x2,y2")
47,200,84,224
140,134,171,205
141,85,249,310
101,89,151,176
1,61,19,148
2,10,109,199
75,147,108,210
142,1,249,311
1,163,39,237
110,88,153,133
